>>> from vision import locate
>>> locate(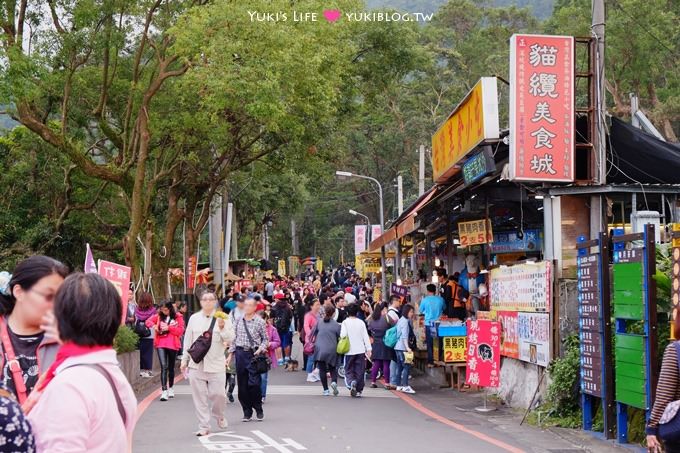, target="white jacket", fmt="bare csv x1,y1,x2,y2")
181,310,234,373
340,317,372,356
